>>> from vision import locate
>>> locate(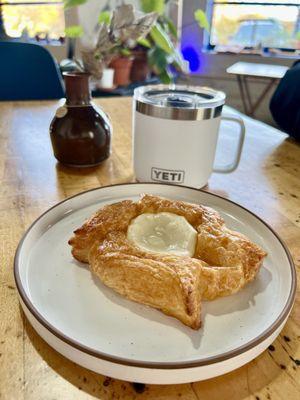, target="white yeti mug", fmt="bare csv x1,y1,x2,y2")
133,85,245,189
